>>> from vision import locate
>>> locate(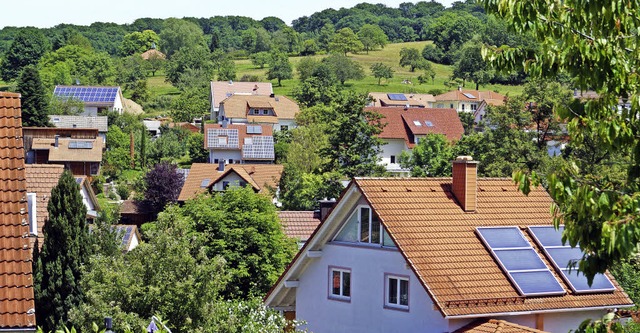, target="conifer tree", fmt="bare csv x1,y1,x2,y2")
16,65,50,127
33,170,89,331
